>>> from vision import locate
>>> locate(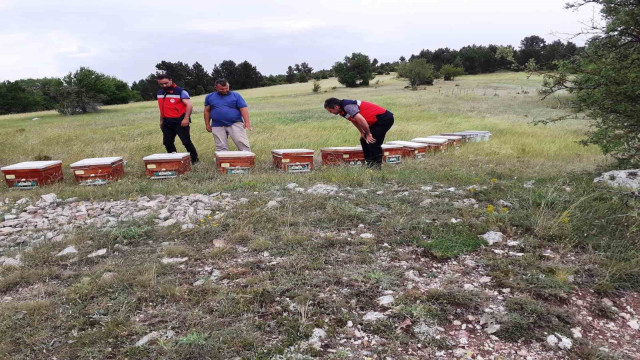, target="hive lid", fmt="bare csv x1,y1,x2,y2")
381,144,404,149
143,153,191,161
1,160,62,170
428,135,463,140
387,141,430,148
70,157,123,167
463,130,492,134
321,146,362,151
271,149,314,154
215,151,256,157
411,137,449,144
441,132,474,137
